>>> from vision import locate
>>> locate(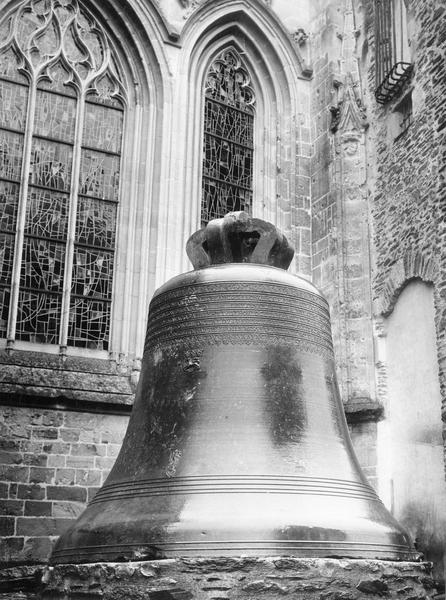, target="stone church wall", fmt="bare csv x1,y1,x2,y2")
0,0,444,584
0,404,128,564
0,0,314,569
360,0,446,581
361,0,446,478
